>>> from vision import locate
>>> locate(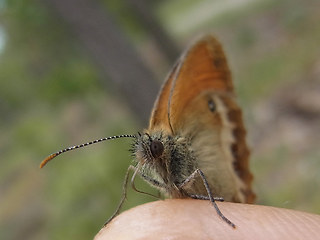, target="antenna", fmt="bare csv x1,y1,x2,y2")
40,134,136,168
